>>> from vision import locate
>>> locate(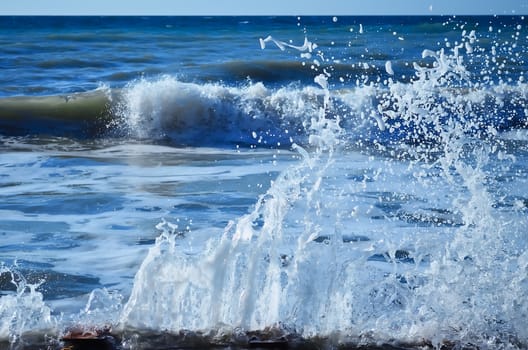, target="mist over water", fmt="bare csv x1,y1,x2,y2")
0,15,527,349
